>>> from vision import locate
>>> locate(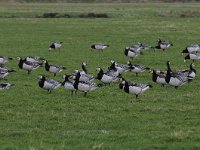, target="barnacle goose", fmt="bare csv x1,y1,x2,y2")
25,56,44,63
0,56,12,64
38,75,61,93
152,70,167,87
119,78,152,98
176,63,196,80
49,42,63,52
184,53,200,62
132,42,153,50
44,60,66,76
0,83,14,90
181,44,200,54
127,61,150,76
62,75,76,95
0,66,15,79
91,43,109,51
96,67,119,85
73,72,99,96
154,39,173,51
109,60,129,74
124,47,143,59
17,57,41,74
